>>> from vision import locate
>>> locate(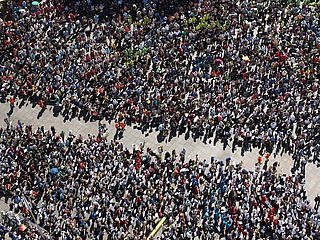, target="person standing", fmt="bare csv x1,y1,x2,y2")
60,131,65,142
